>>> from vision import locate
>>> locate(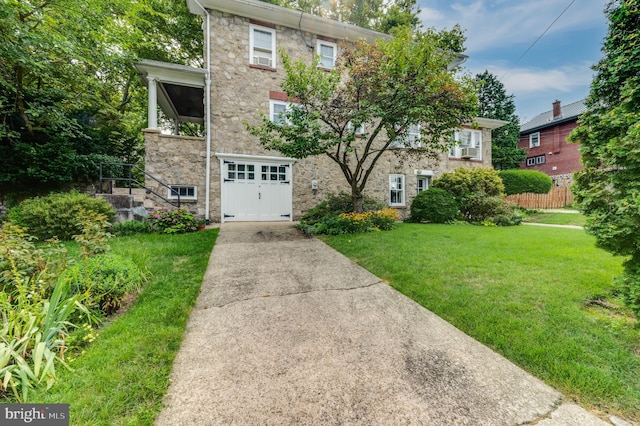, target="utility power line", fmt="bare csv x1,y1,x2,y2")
500,0,576,81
